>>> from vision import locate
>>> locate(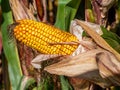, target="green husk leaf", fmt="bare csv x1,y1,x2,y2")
1,0,23,90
